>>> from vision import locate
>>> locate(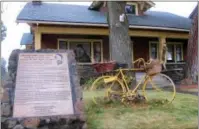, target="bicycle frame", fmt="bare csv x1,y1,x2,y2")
103,58,161,93
103,67,150,94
